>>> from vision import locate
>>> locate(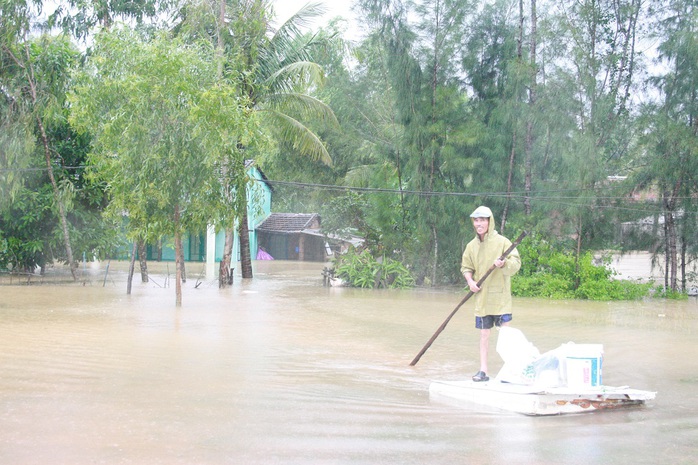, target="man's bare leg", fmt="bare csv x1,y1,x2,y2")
479,328,490,374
